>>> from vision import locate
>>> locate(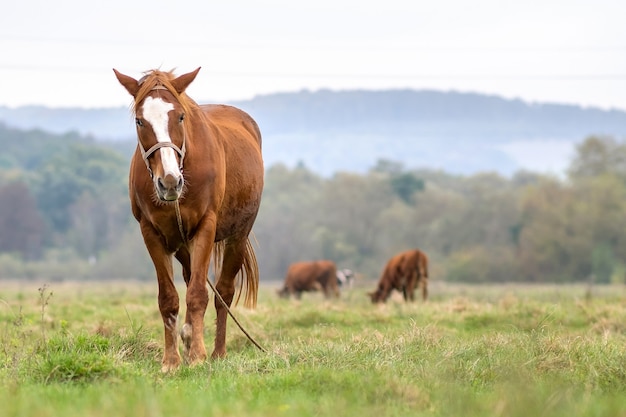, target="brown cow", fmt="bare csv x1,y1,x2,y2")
278,260,340,299
368,249,428,303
